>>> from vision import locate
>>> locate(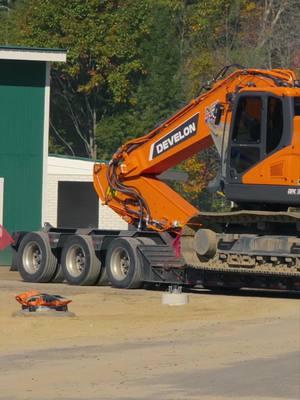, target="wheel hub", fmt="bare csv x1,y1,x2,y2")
111,247,130,280
22,242,42,274
66,245,86,277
